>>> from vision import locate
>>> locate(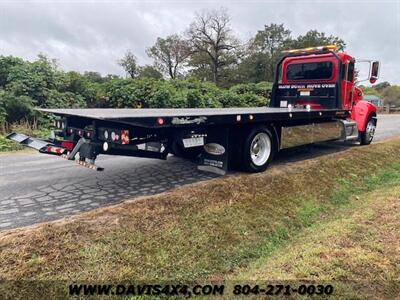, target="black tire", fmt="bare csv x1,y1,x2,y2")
170,139,202,160
359,117,376,145
241,126,276,173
